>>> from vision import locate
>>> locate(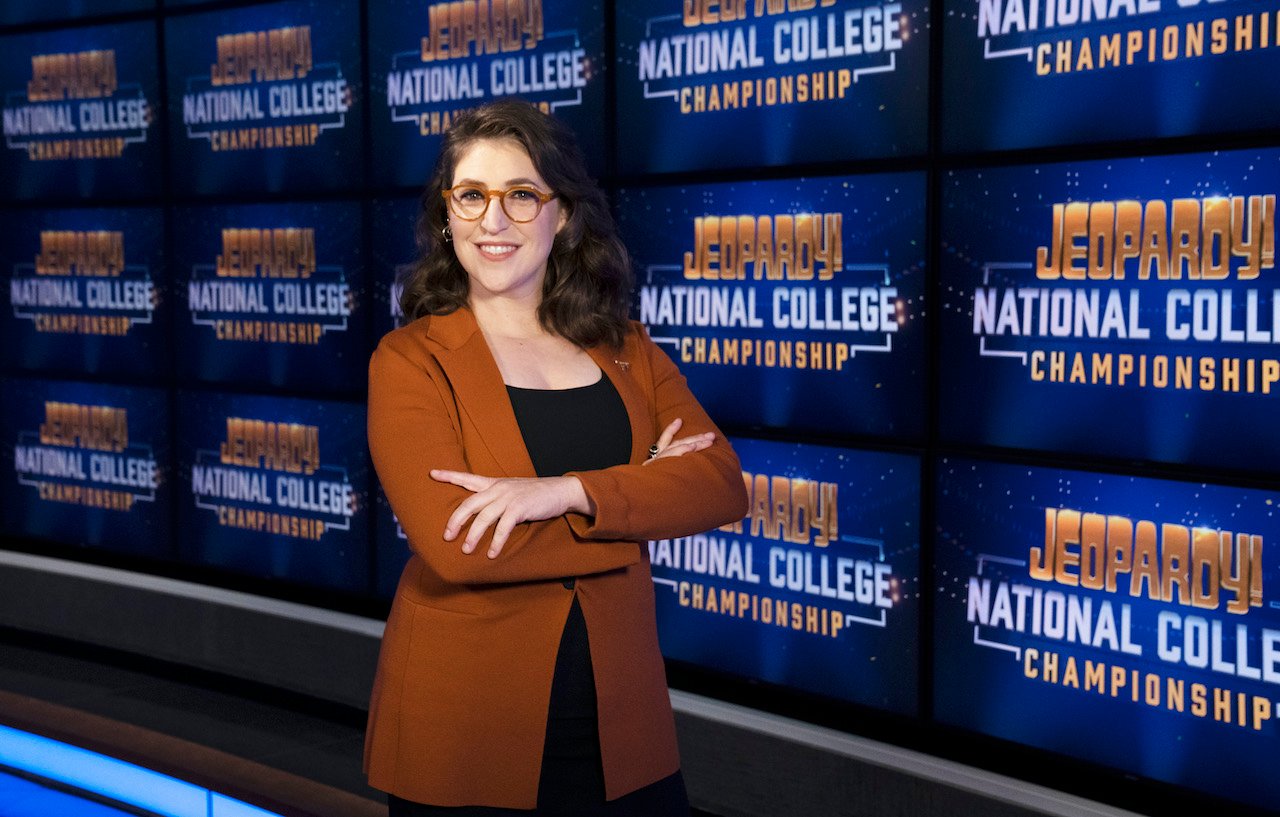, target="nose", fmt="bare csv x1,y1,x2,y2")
479,193,511,233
